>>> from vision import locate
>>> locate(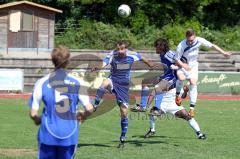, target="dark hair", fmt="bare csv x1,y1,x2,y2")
116,40,129,48
154,38,169,53
186,28,196,37
51,45,70,69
